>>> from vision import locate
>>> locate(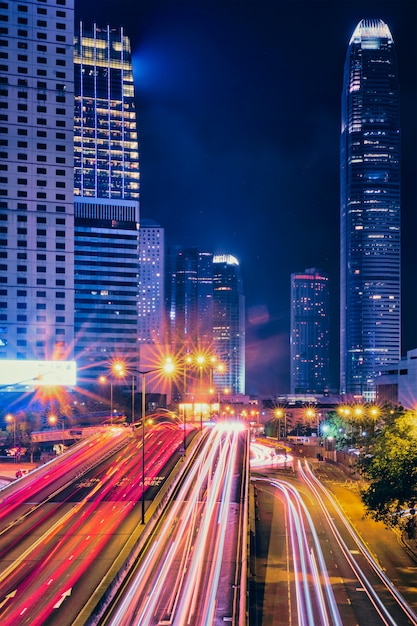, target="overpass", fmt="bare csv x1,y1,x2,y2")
31,425,105,443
